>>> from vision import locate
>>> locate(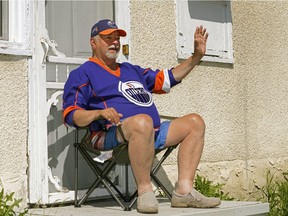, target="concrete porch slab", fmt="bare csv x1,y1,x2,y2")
28,199,269,216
